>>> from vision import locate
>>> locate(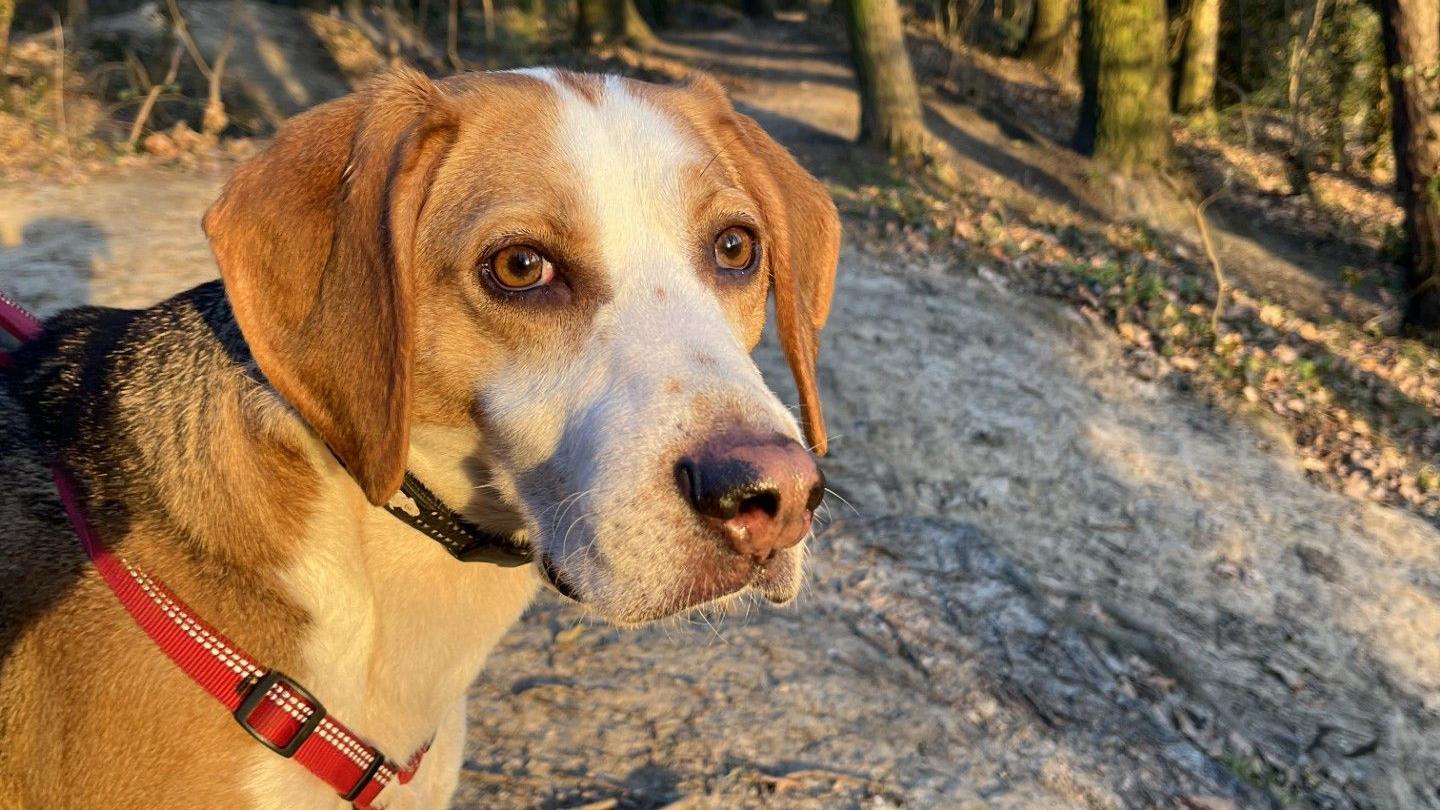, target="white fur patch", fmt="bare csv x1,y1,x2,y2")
249,70,806,807
246,434,537,809
478,73,804,624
